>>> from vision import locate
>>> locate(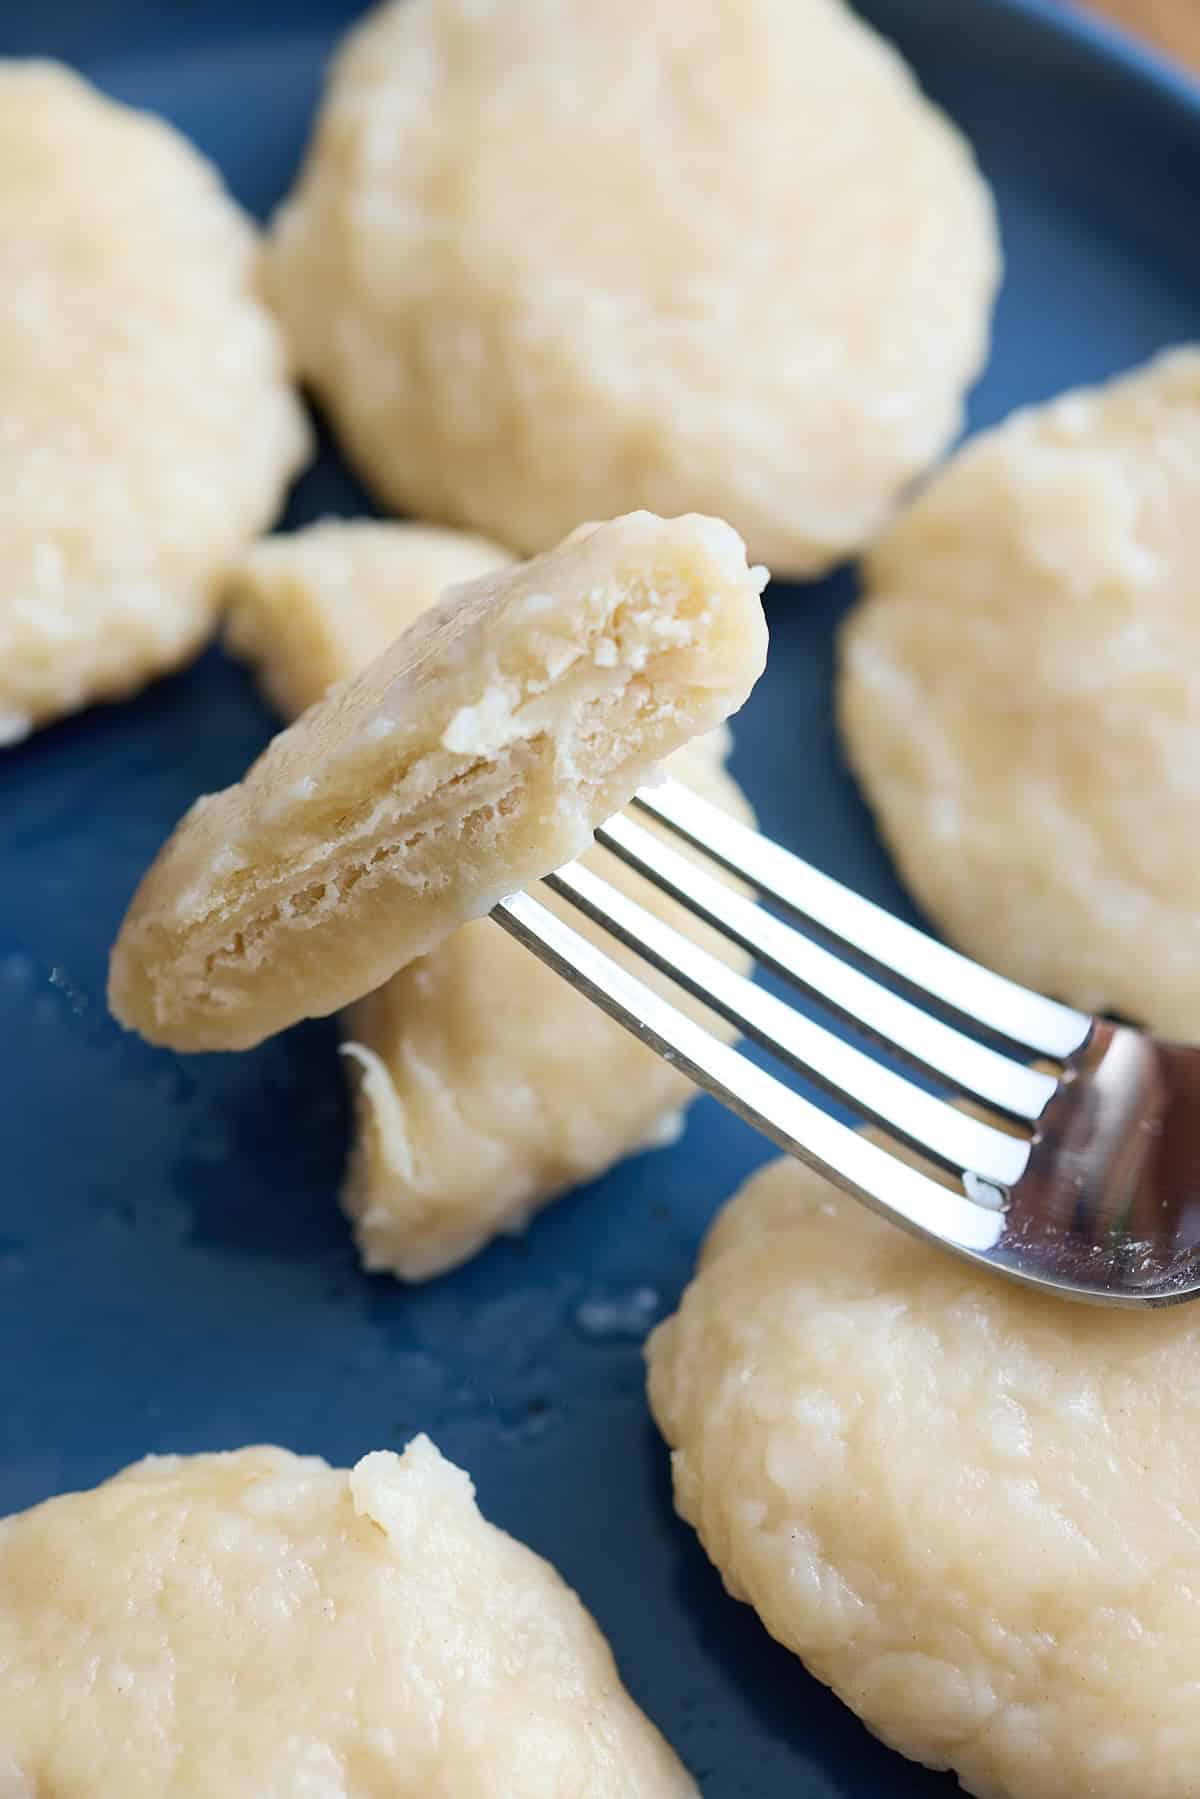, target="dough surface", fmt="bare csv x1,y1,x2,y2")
0,62,310,743
839,347,1200,1040
647,1150,1200,1799
0,1437,695,1797
266,0,999,577
225,519,514,719
342,727,752,1278
224,518,754,1278
110,512,767,1052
